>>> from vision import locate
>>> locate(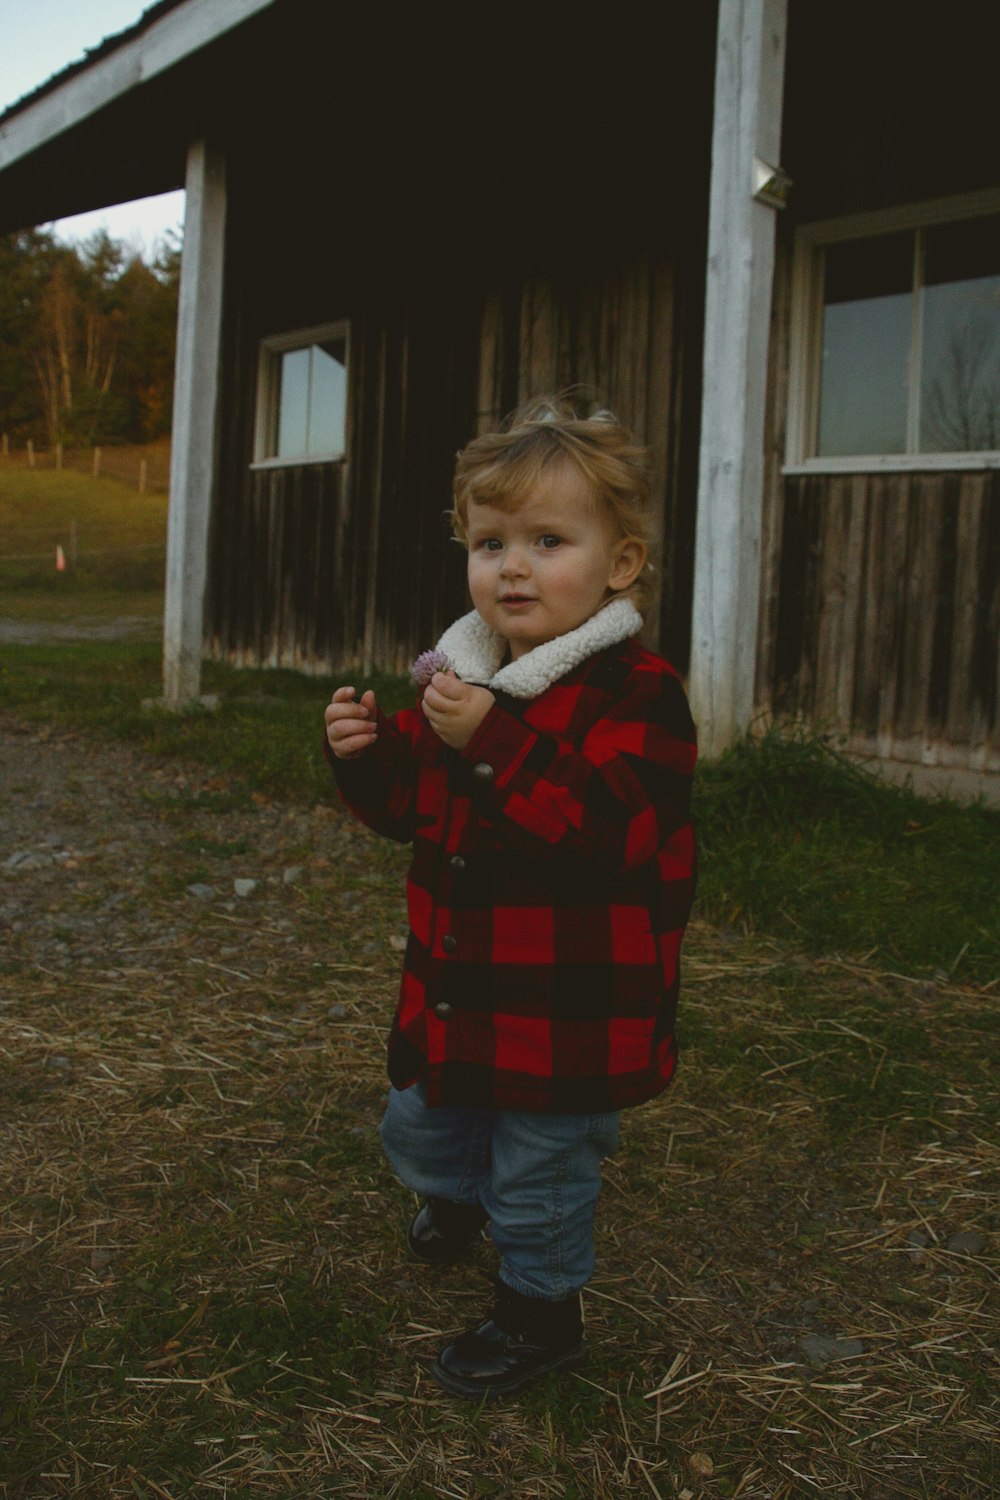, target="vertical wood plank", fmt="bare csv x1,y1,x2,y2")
896,478,936,743
976,473,1000,746
813,474,849,724
756,223,793,705
926,473,961,736
851,477,881,736
944,474,983,745
645,252,676,651
477,286,502,433
836,474,867,726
